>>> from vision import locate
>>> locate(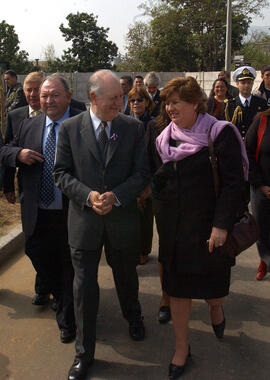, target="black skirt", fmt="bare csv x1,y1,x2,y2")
162,261,231,299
